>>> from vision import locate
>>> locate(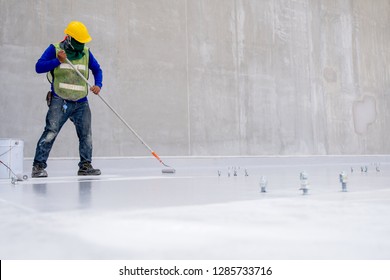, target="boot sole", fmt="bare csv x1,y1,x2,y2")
78,172,101,176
